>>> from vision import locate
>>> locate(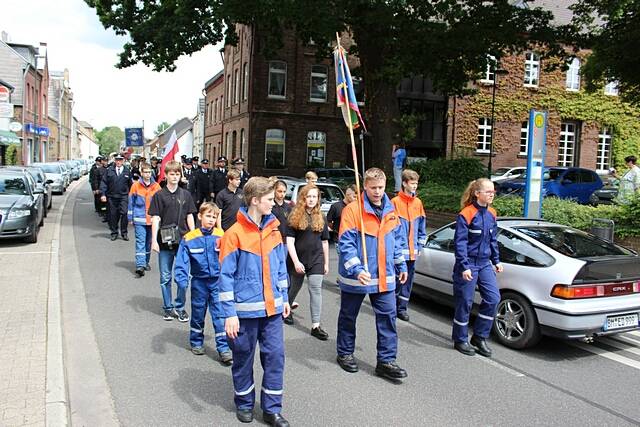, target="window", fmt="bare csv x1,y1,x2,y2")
426,224,456,252
497,230,555,267
227,74,232,106
214,99,218,123
219,97,223,120
566,58,580,91
352,77,365,106
306,131,326,167
524,51,540,87
242,62,249,101
476,118,492,153
265,129,285,168
558,123,576,167
268,61,287,99
234,69,240,104
597,127,612,172
579,169,596,183
240,129,245,159
481,55,496,83
520,121,529,155
310,65,328,102
604,81,619,96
